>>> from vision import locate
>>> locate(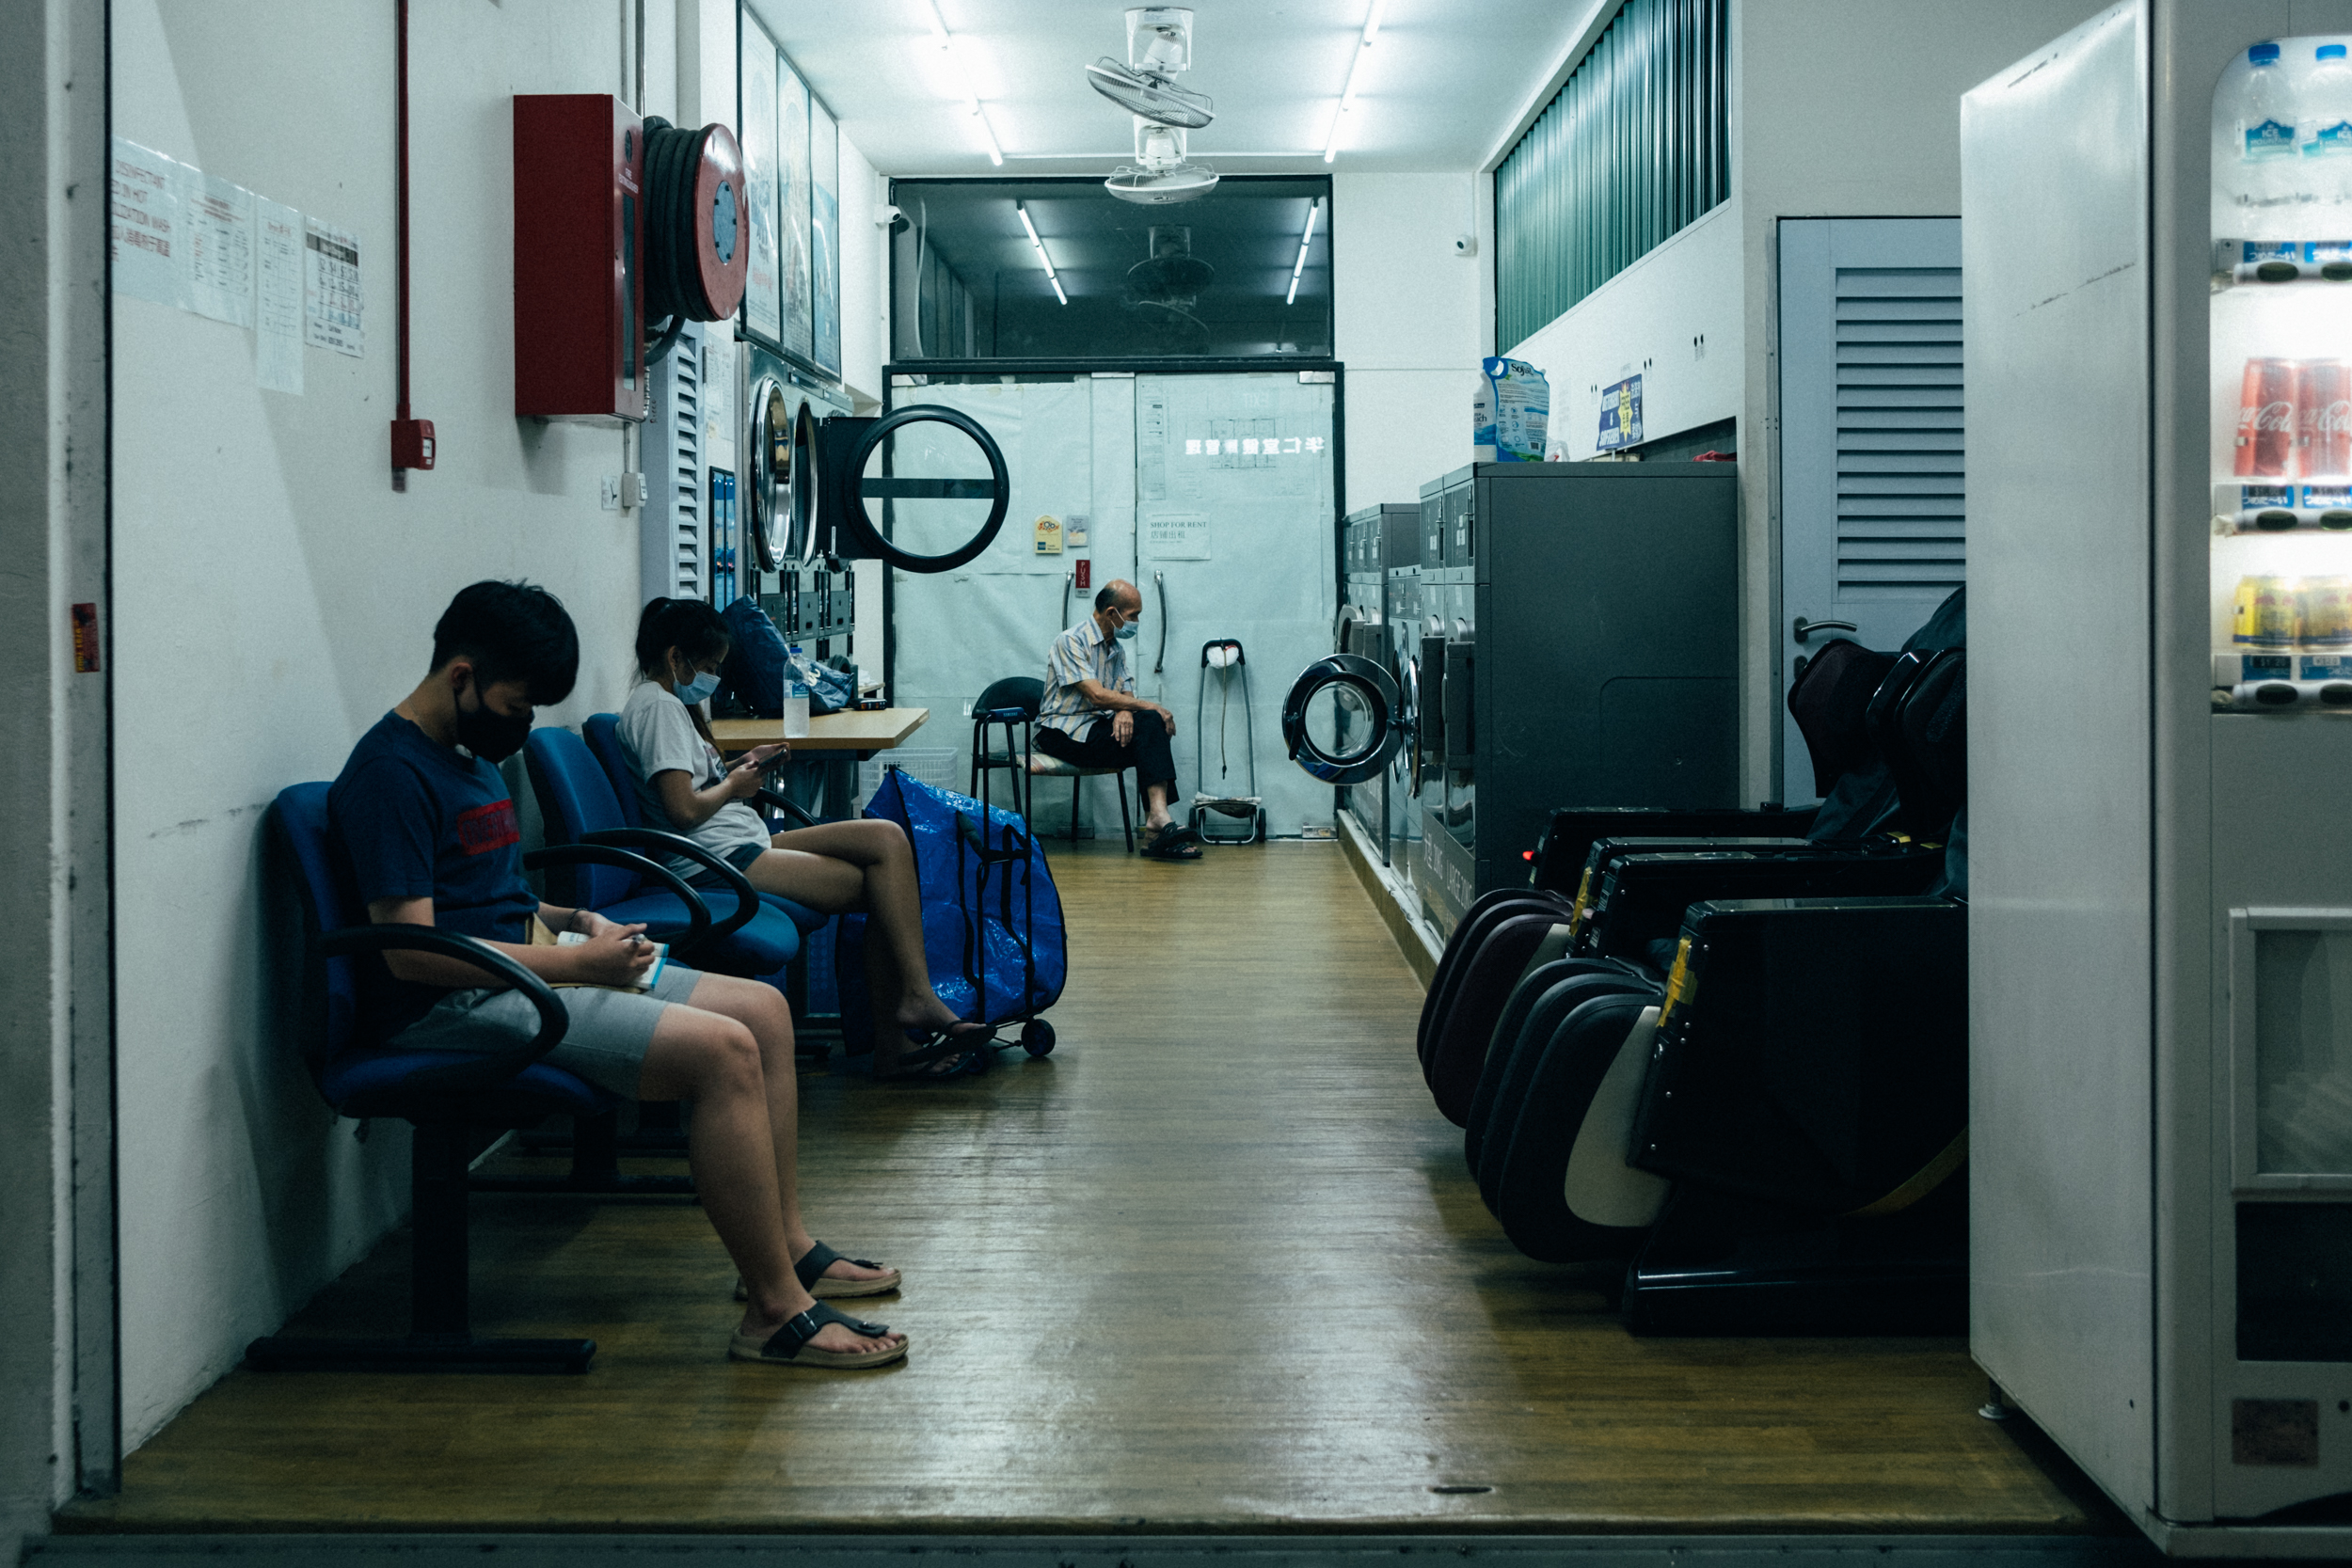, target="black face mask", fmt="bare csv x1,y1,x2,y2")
453,676,532,764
